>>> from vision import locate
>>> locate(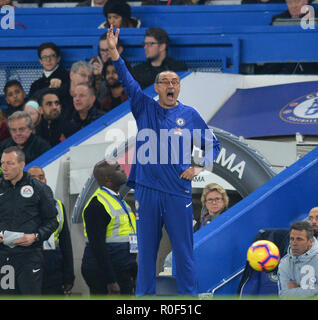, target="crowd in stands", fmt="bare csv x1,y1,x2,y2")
0,0,196,162
1,0,318,297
